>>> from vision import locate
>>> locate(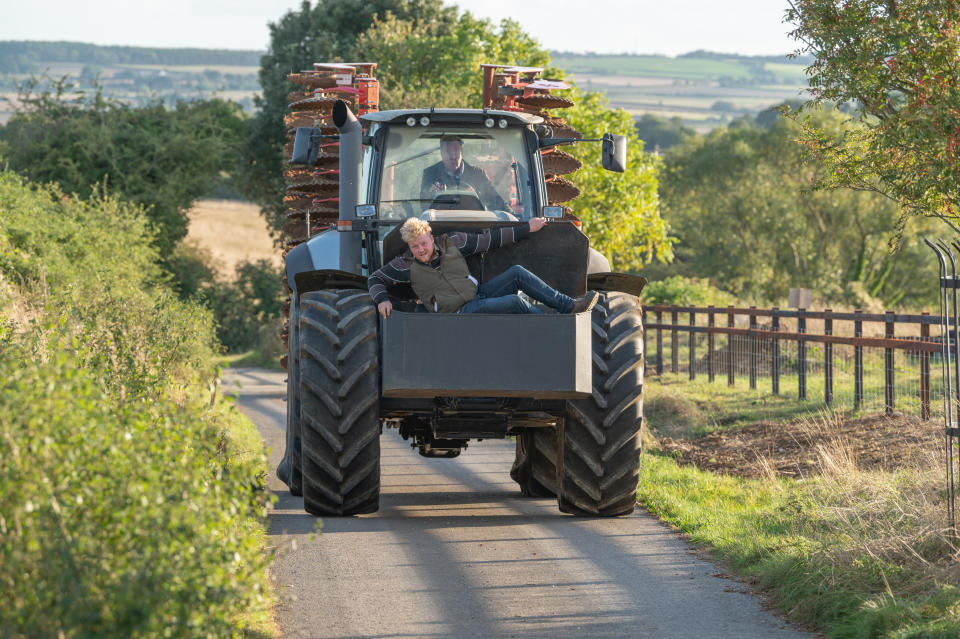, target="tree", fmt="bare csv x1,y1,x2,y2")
357,13,549,109
0,79,247,256
786,0,960,232
241,0,457,231
659,108,938,307
634,113,695,152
